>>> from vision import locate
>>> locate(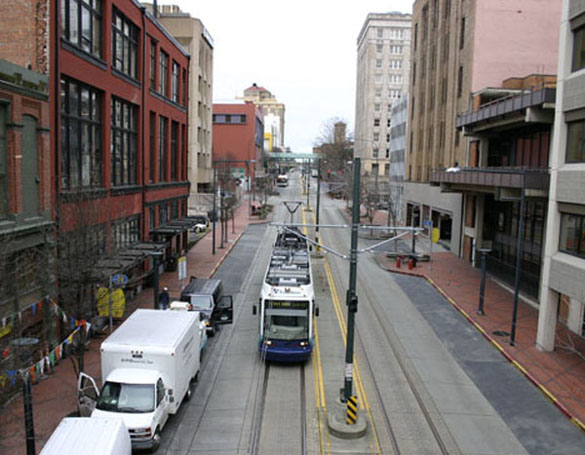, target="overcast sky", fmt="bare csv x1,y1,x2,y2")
160,0,414,154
